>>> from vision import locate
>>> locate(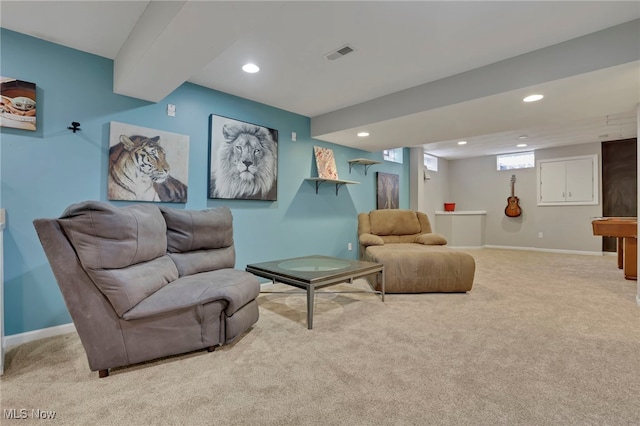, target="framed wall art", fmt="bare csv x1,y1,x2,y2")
376,172,399,209
0,77,36,131
209,114,278,201
108,121,190,203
